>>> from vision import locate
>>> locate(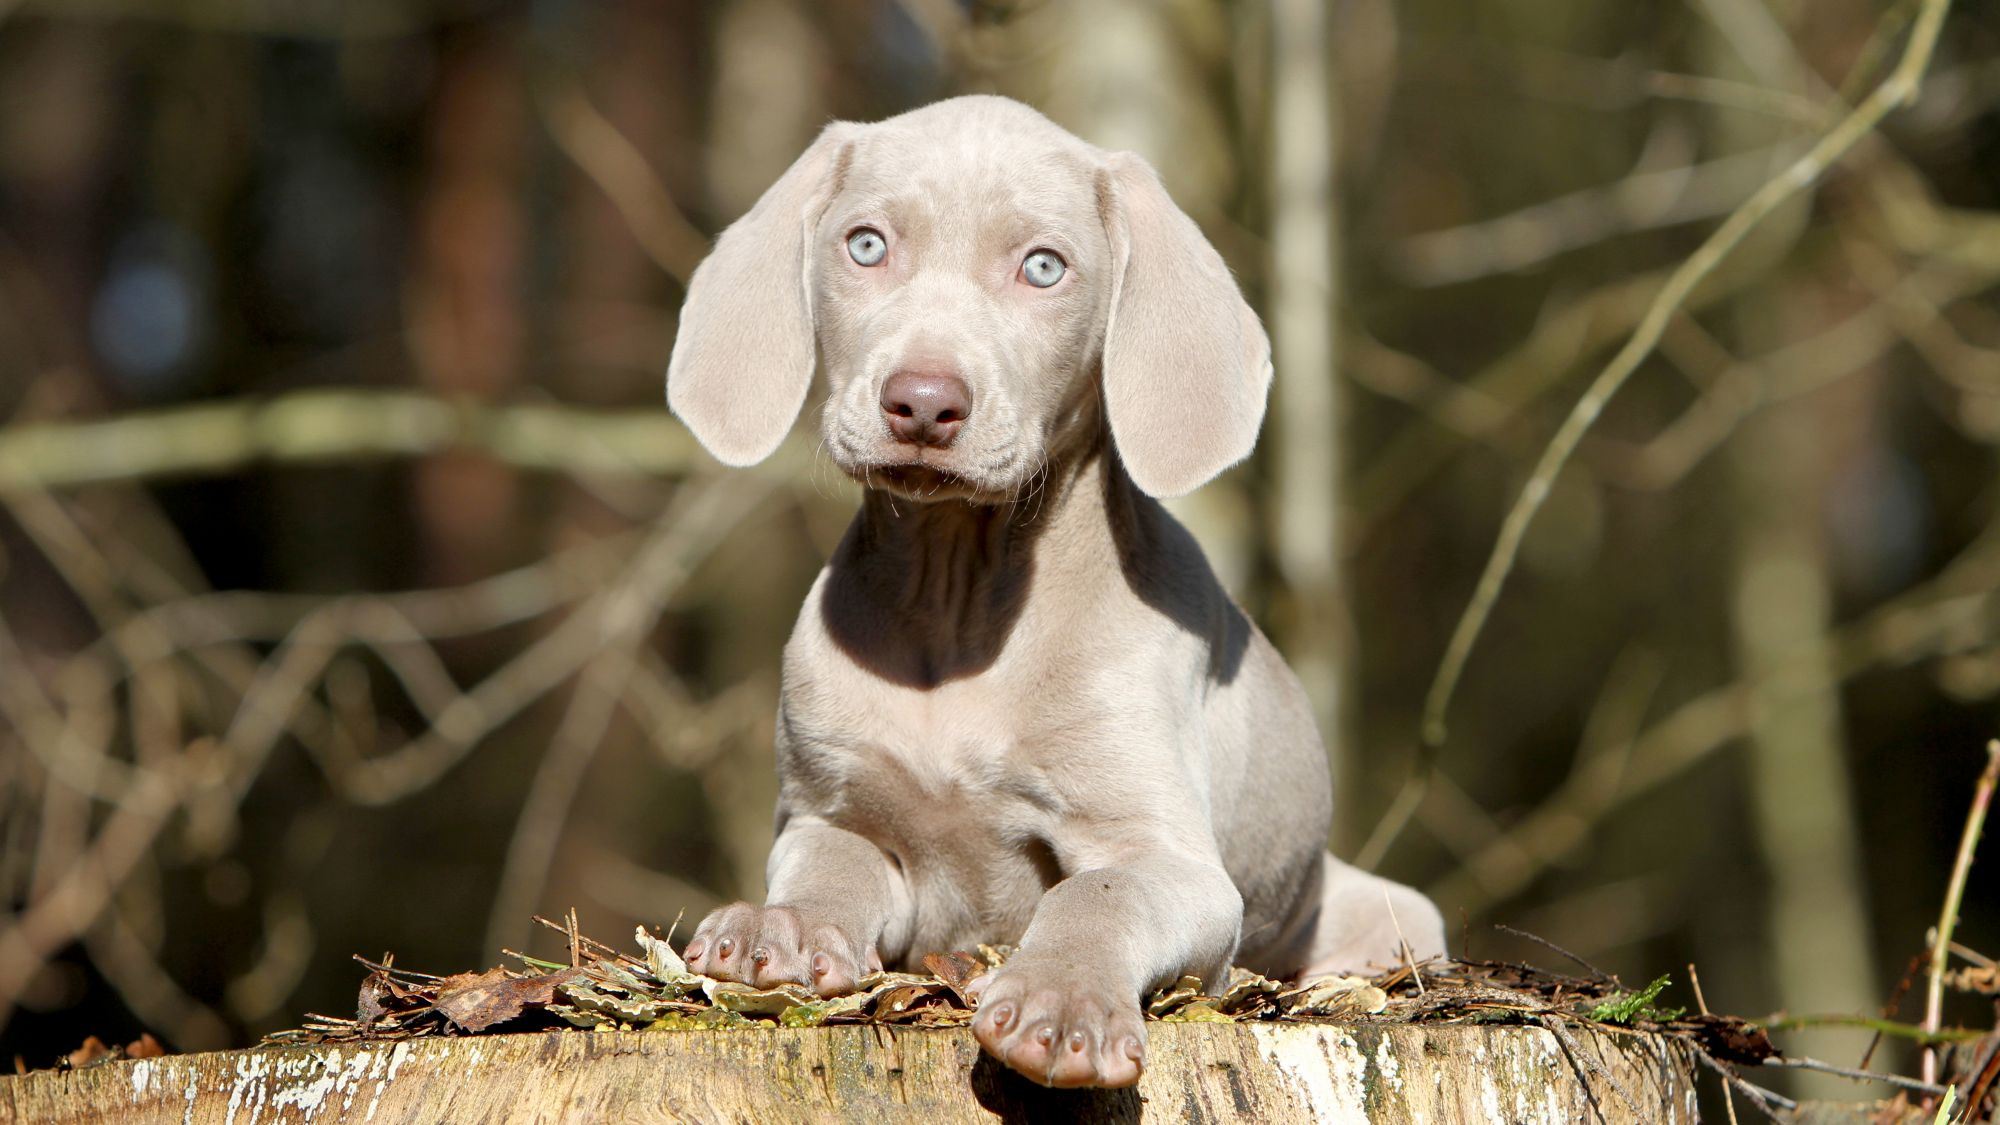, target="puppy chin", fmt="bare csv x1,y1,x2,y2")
864,462,988,500
840,459,992,503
